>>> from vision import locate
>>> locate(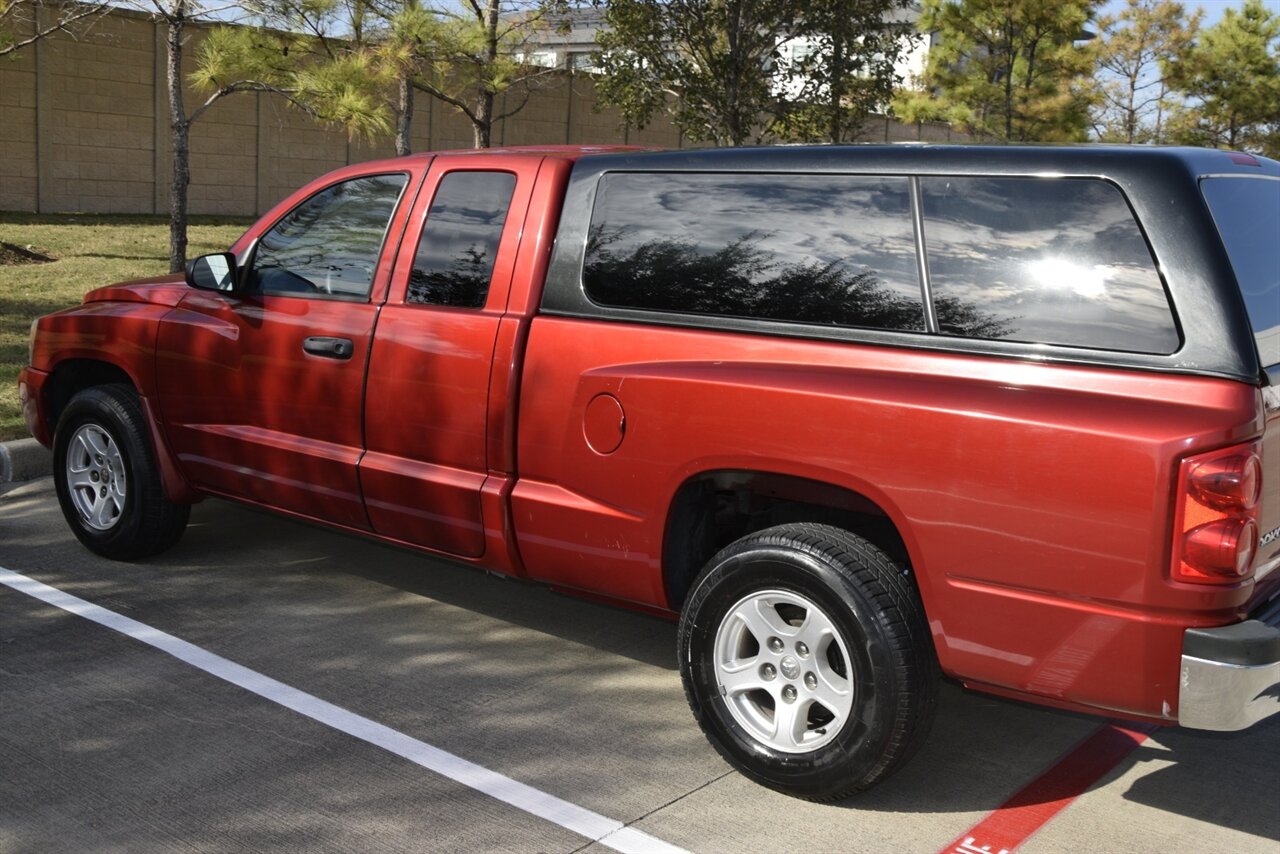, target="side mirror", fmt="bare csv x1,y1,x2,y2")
185,253,239,292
